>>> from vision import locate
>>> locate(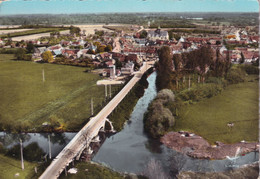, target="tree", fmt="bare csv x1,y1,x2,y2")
87,49,95,54
168,150,188,176
212,48,227,77
26,42,34,54
144,89,175,138
140,30,148,38
105,44,112,52
240,52,245,64
15,48,26,60
50,30,60,37
97,45,106,53
95,30,104,37
69,26,81,35
156,46,174,90
195,46,214,82
142,159,169,179
42,51,54,63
